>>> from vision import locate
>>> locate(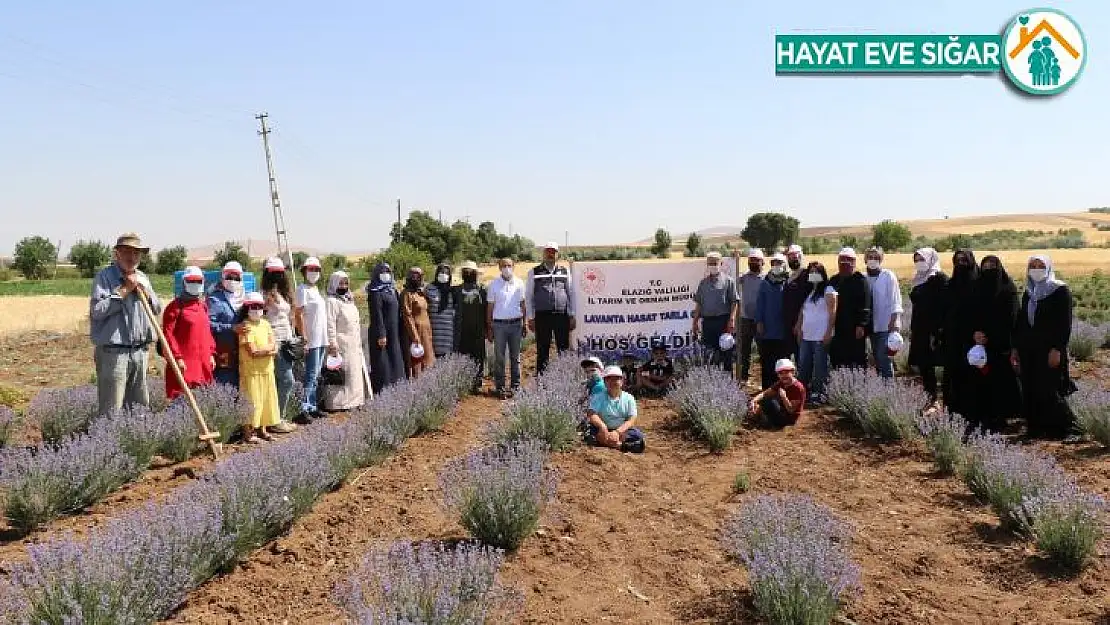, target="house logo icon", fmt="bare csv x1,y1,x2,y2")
1001,8,1087,95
